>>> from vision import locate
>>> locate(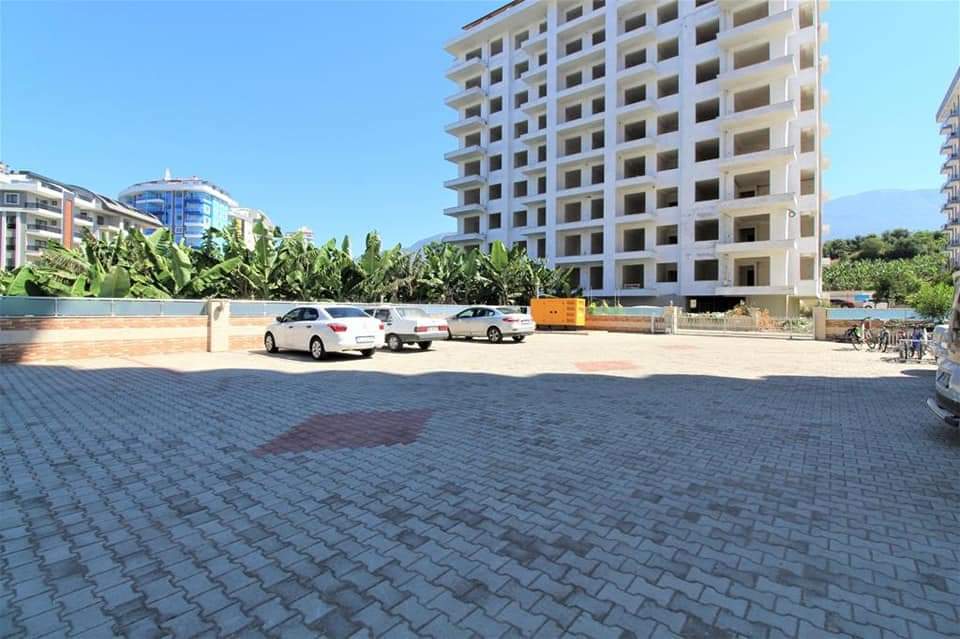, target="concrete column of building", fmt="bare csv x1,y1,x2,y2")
14,211,24,267
544,0,559,269
676,3,698,299
0,213,6,269
601,4,619,295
